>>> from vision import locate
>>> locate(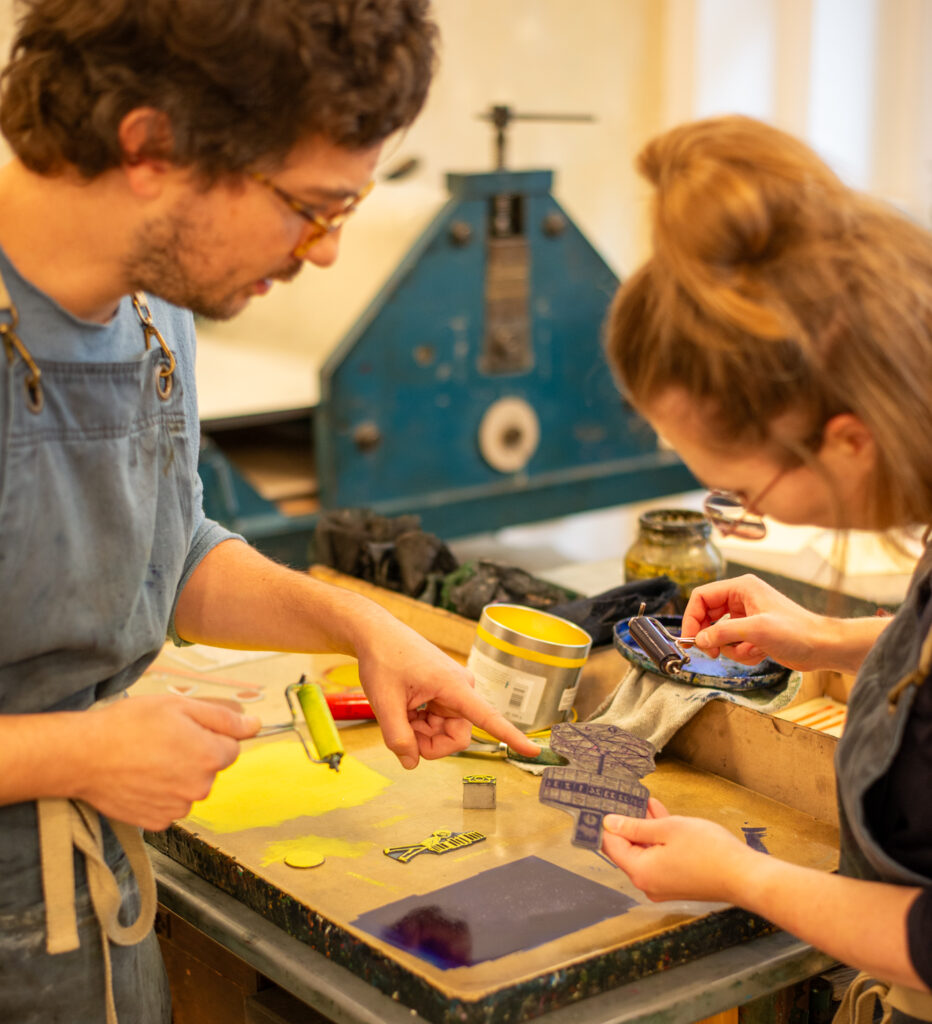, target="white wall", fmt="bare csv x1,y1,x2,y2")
0,0,928,416
205,0,930,407
665,0,930,215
